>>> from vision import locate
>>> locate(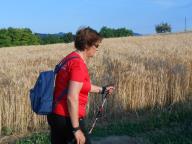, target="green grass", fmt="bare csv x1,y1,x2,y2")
16,103,192,144
16,133,50,144
90,102,192,144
